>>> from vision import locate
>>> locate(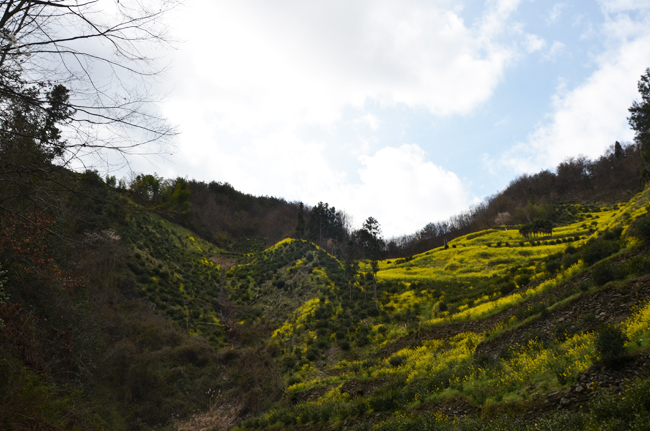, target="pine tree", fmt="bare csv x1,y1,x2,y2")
358,217,384,309
294,202,306,239
614,141,624,159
